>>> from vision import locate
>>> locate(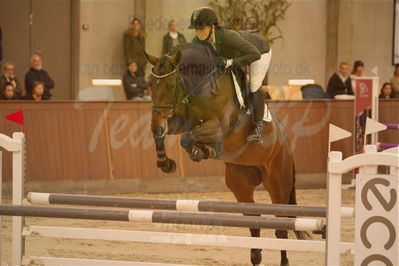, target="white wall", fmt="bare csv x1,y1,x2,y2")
145,0,328,87
76,0,395,98
268,0,327,86
145,0,208,57
78,0,135,99
338,1,394,86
